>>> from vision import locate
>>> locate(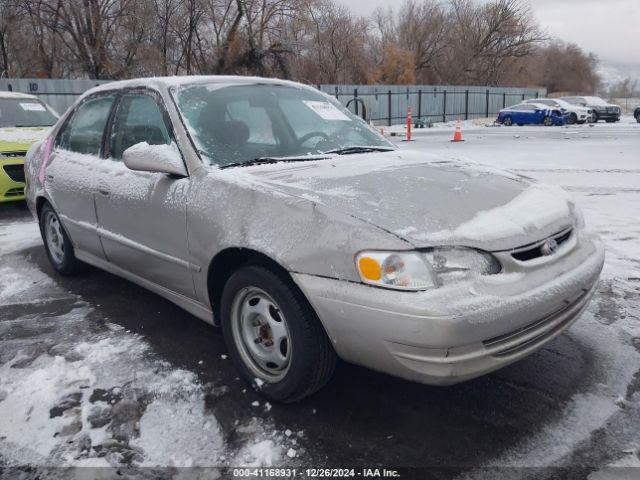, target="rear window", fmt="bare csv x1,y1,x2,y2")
0,98,58,128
